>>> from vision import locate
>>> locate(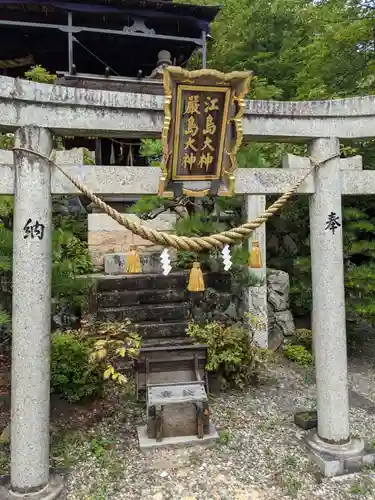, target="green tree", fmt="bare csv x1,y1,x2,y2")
176,0,375,338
